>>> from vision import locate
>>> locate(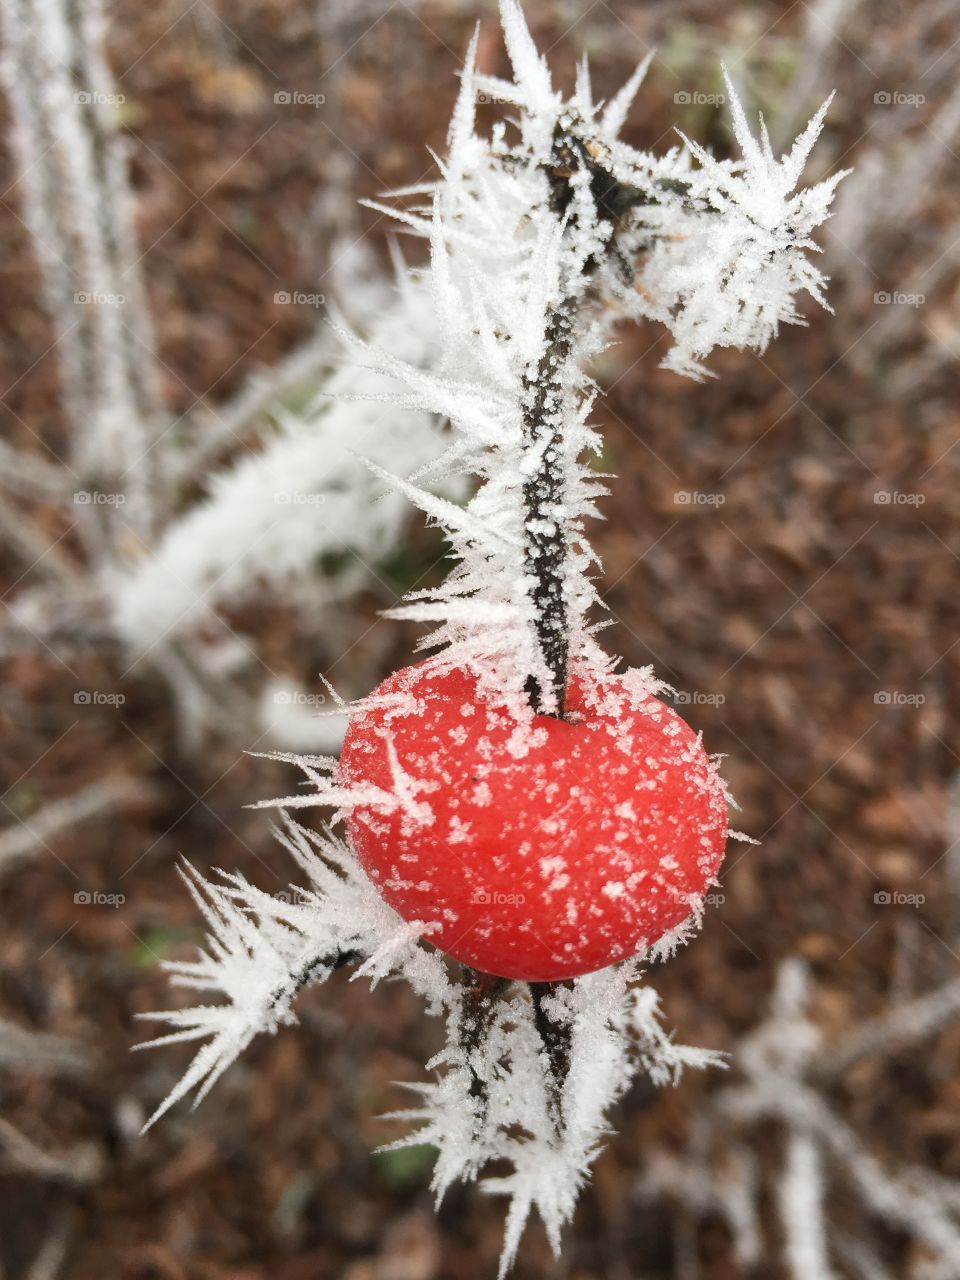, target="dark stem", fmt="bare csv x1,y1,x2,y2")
457,970,573,1141
460,965,511,1115
520,299,575,718
268,947,361,1011
529,980,571,1135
